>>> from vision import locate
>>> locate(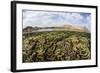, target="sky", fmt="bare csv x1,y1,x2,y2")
23,10,91,30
